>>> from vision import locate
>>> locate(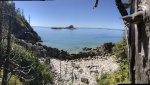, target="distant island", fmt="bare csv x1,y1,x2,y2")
51,27,62,29
51,25,75,30
65,25,75,29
